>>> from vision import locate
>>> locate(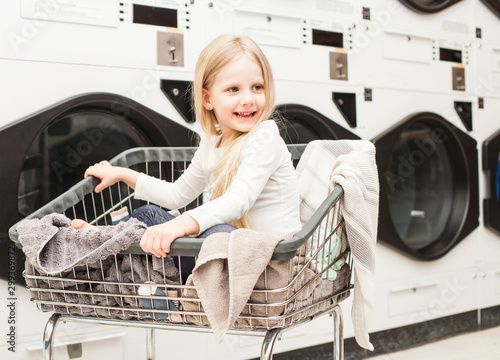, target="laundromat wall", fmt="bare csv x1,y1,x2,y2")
1,0,500,359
